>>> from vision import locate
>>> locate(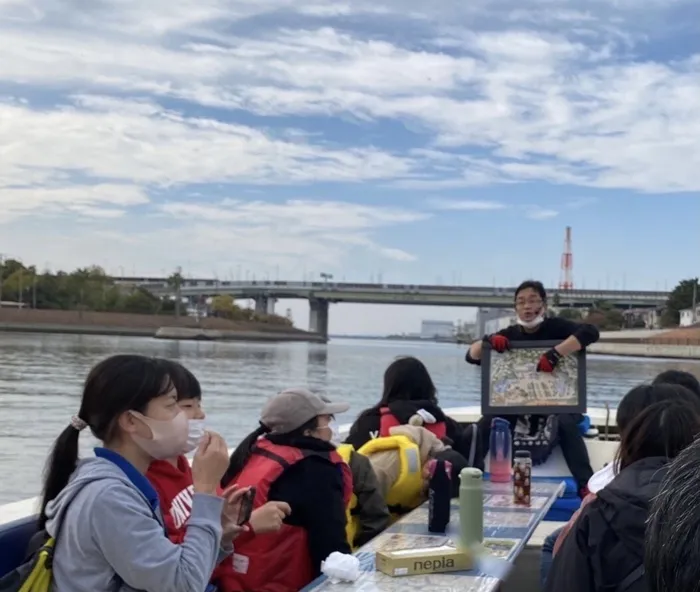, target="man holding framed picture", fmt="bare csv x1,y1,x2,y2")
465,279,600,498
